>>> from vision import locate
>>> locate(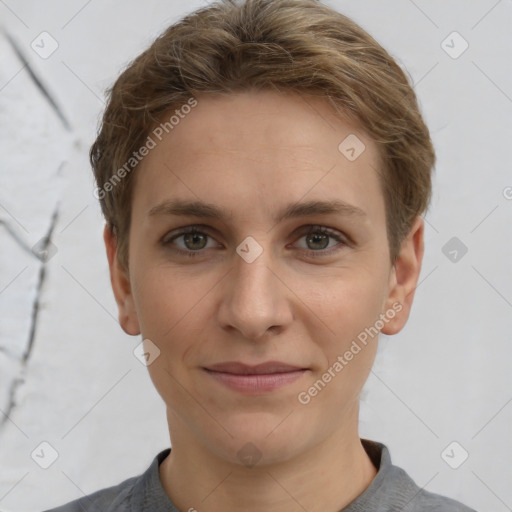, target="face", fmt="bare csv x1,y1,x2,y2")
105,90,424,466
